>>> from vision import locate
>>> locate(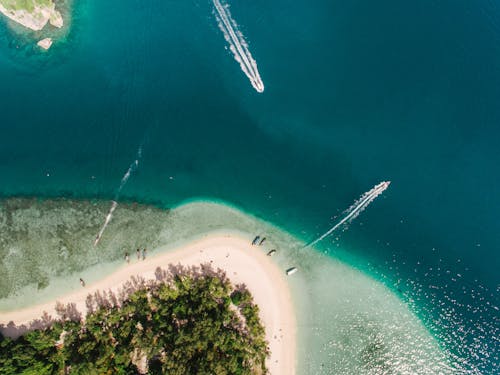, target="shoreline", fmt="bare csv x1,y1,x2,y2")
0,1,63,31
0,232,296,375
0,198,455,373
